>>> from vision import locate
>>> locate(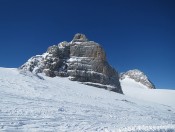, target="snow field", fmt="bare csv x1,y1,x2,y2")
0,68,175,131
